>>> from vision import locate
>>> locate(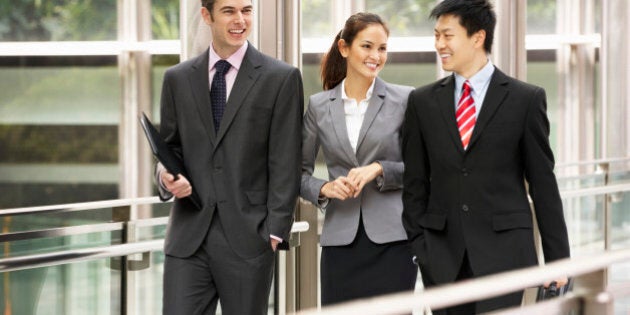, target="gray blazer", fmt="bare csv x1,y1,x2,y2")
301,77,413,246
